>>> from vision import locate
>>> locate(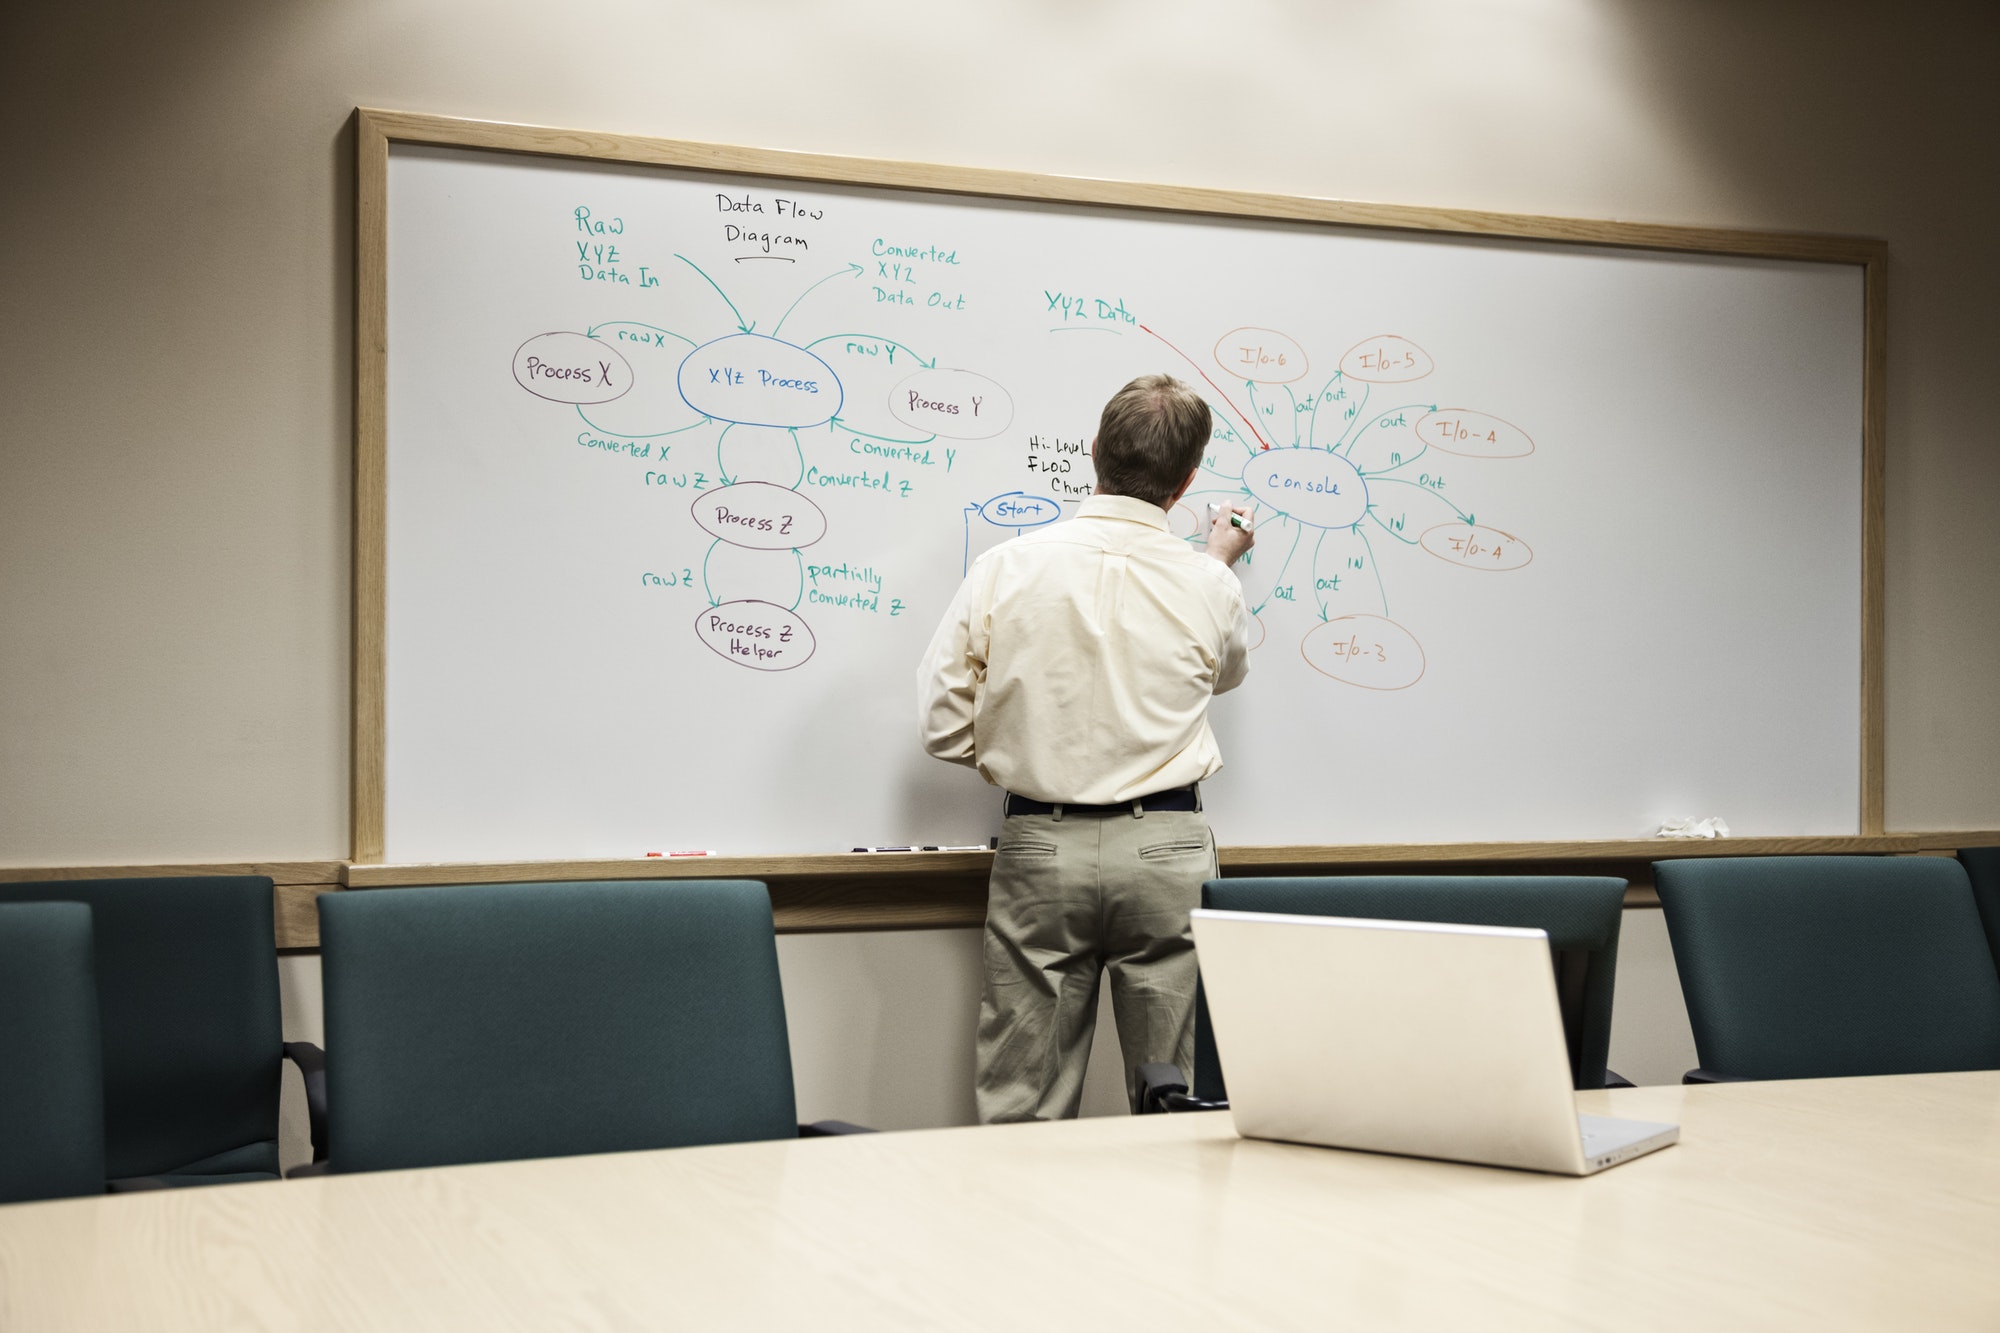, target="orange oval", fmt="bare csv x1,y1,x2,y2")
1419,523,1533,572
1212,327,1308,384
1301,615,1425,690
1416,409,1534,459
1339,335,1433,384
